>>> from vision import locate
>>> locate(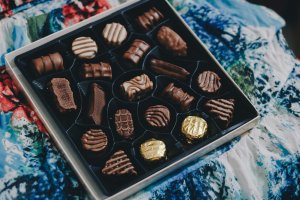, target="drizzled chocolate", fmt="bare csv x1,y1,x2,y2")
102,150,137,175
197,71,221,93
204,98,235,127
102,23,127,46
144,105,170,128
114,109,134,139
81,129,108,152
72,37,98,59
